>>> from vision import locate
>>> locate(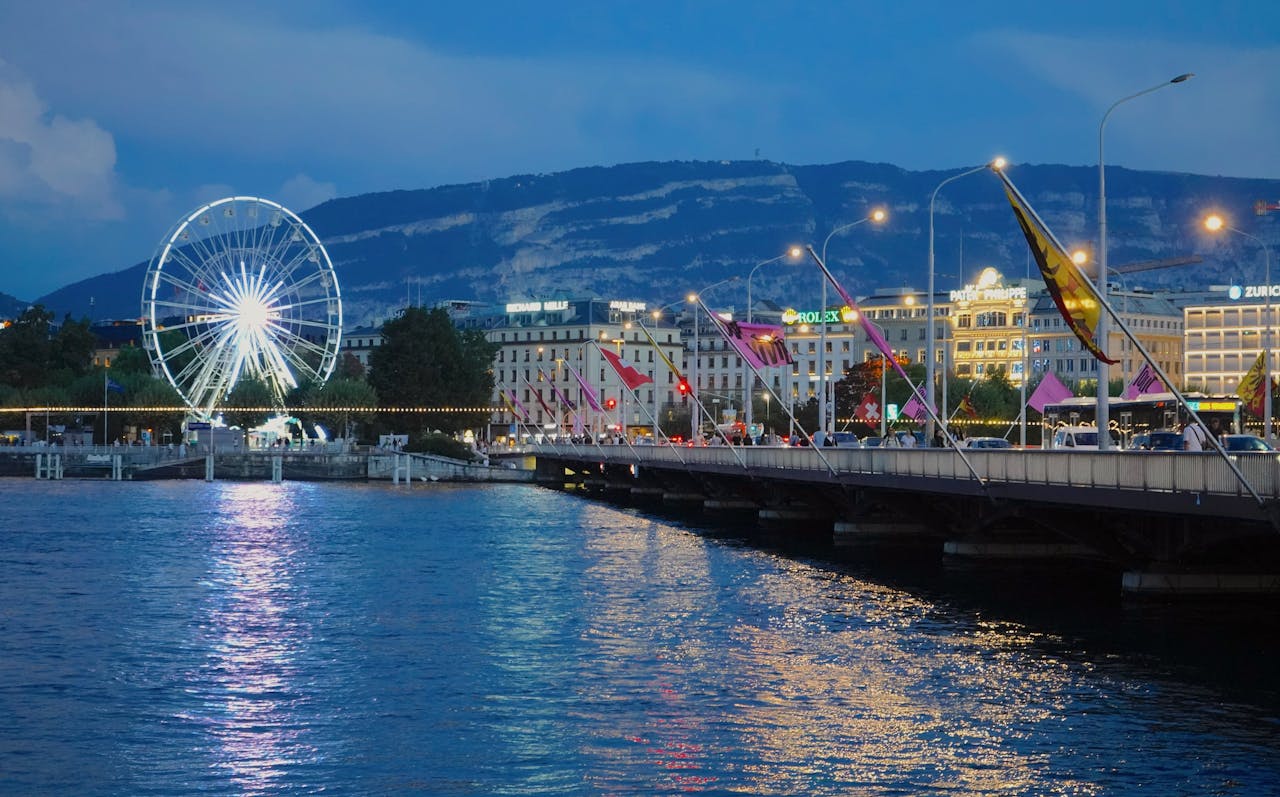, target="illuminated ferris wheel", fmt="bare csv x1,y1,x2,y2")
140,196,343,419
